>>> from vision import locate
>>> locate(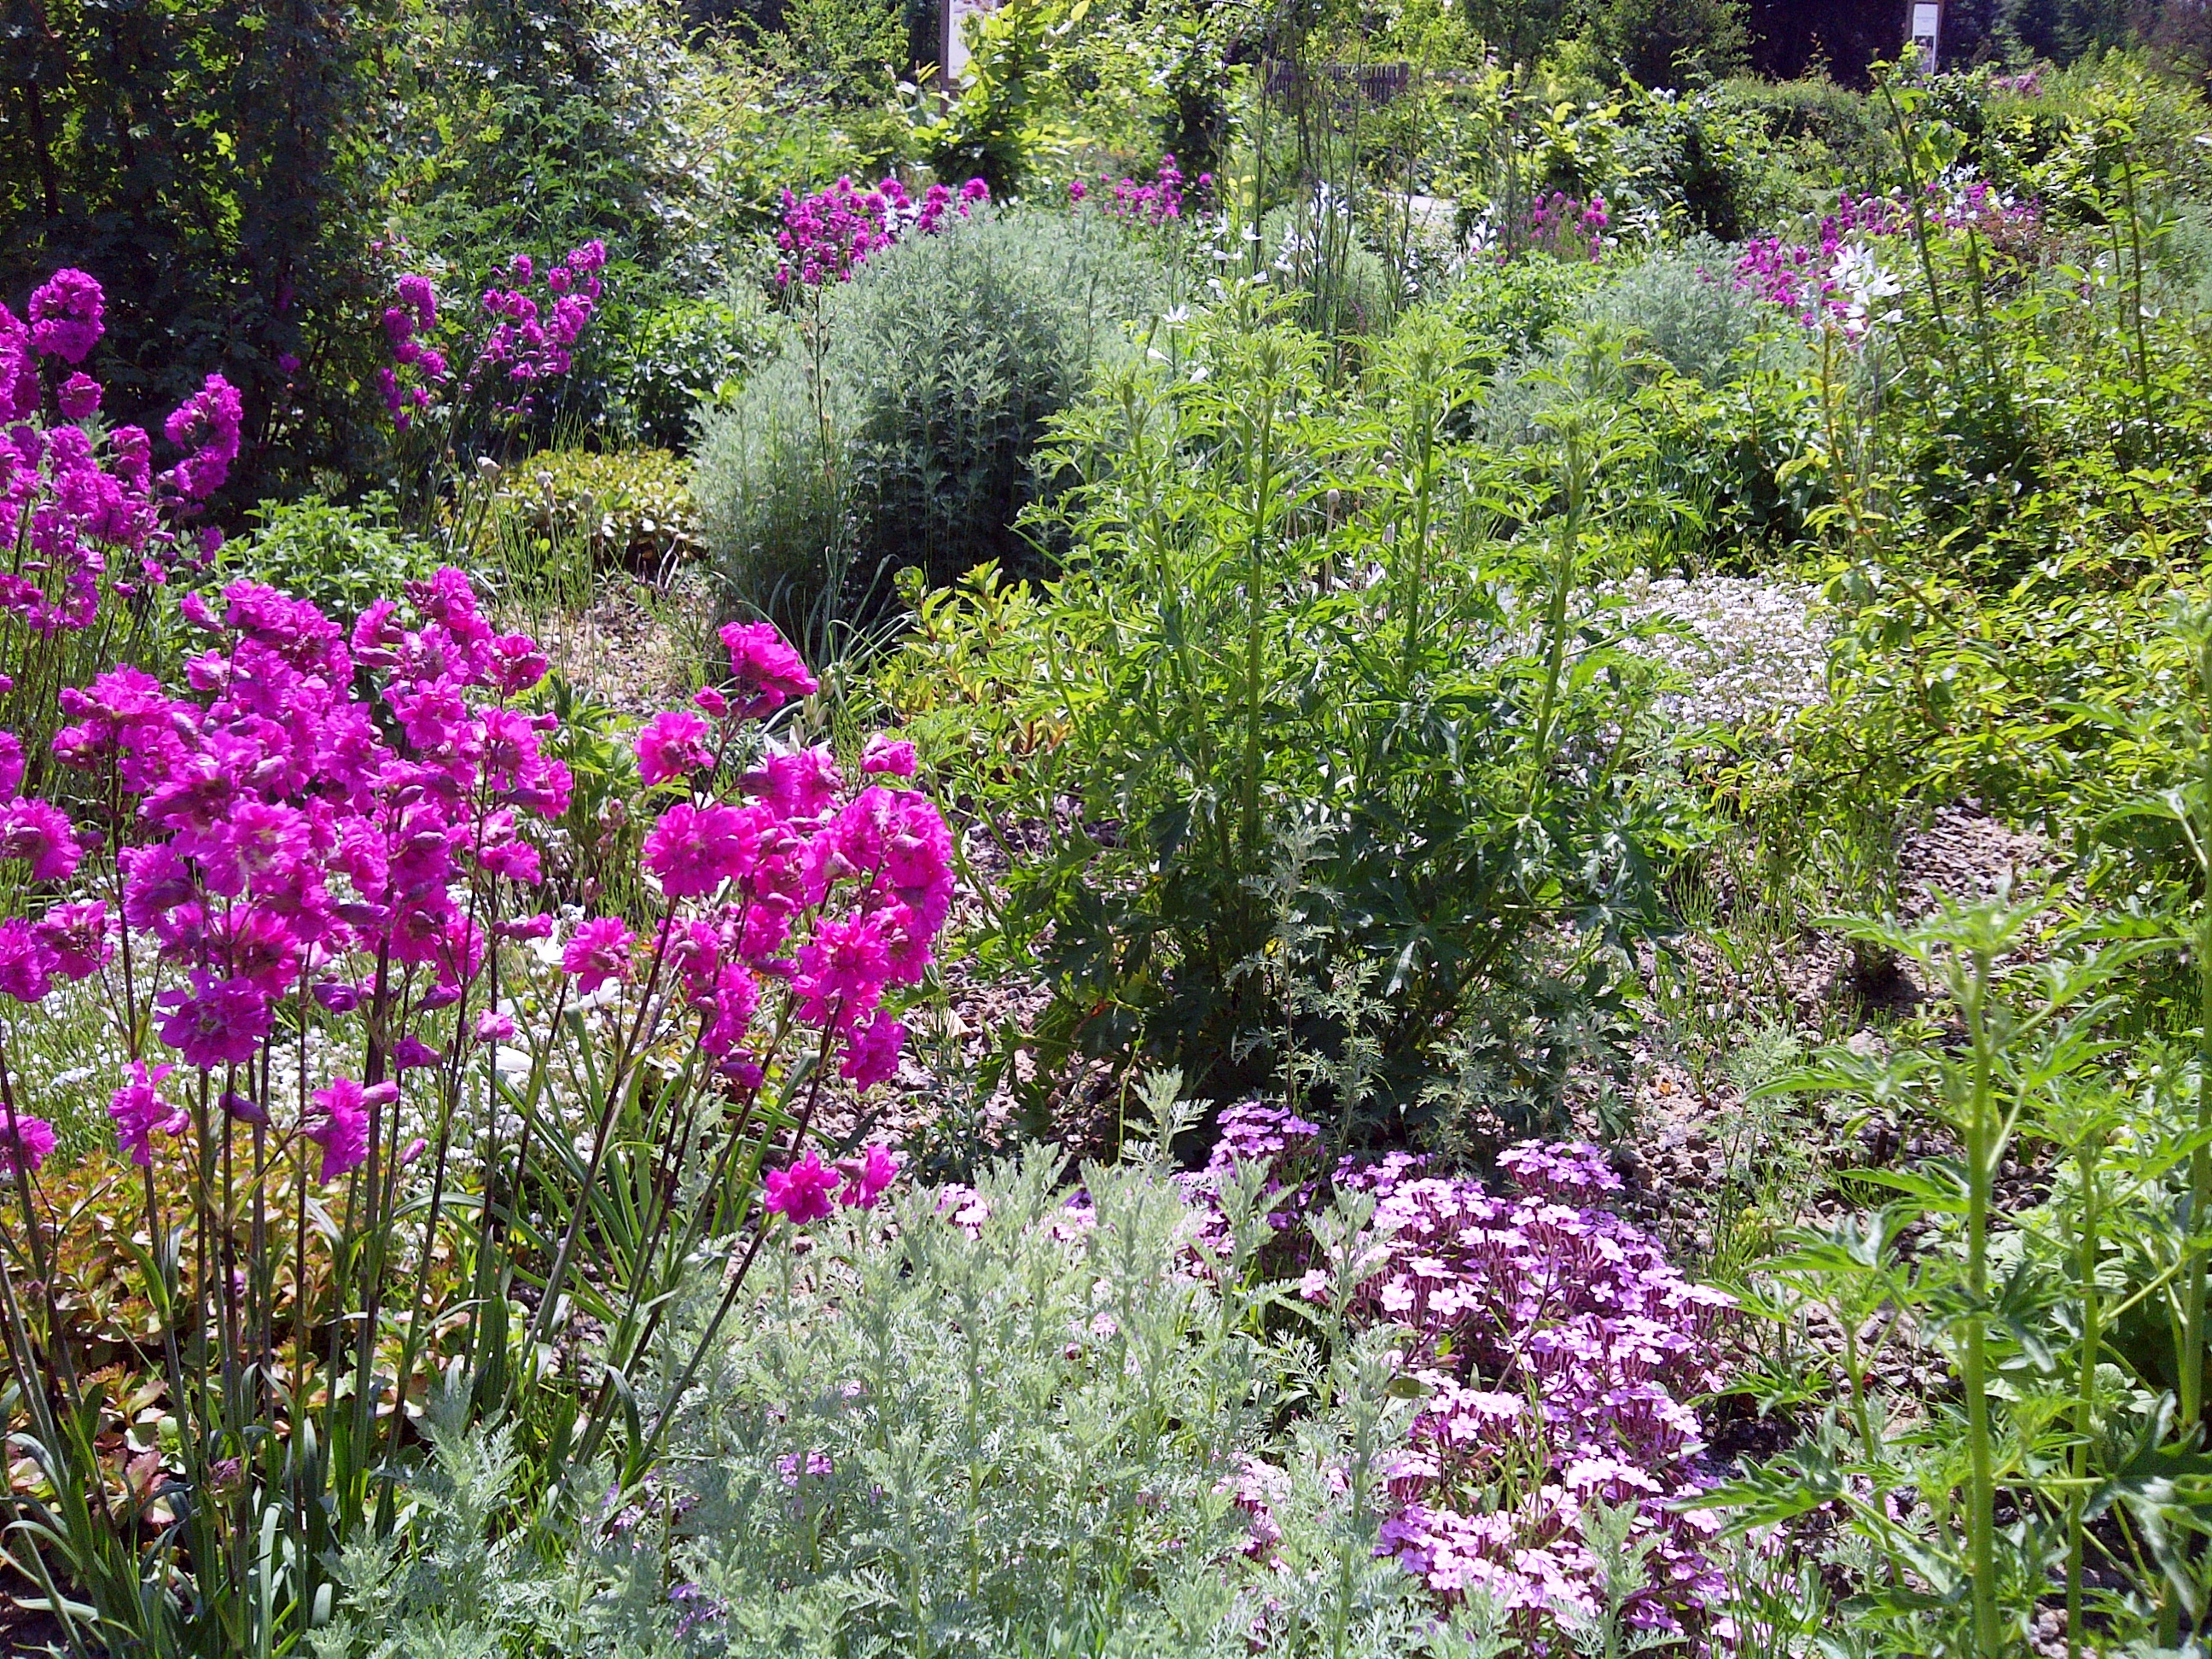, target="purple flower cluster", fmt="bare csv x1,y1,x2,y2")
1066,154,1209,226
1736,186,2039,329
2,269,242,632
378,242,605,428
1186,1106,1736,1642
34,569,563,1173
775,175,989,288
1513,191,1609,263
